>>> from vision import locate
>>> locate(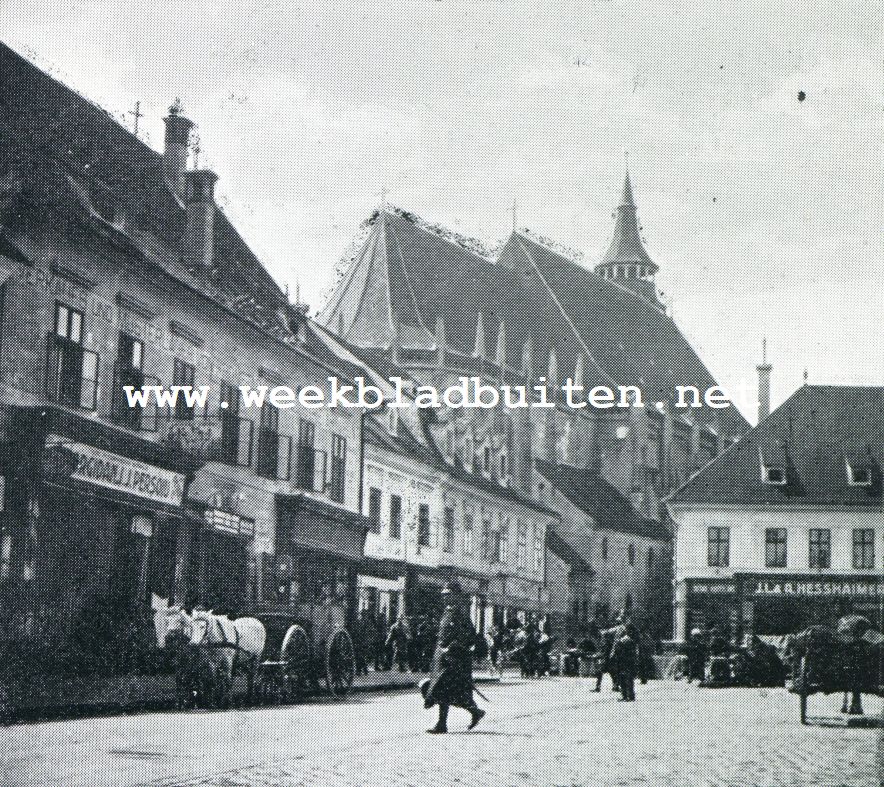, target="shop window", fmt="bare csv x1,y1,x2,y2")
329,434,346,503
294,419,316,489
257,403,291,480
389,494,402,539
172,358,196,420
516,520,527,568
809,528,831,569
463,511,474,554
707,526,730,568
219,382,252,466
852,528,875,570
367,487,382,534
443,507,455,553
628,543,636,566
765,528,787,568
47,303,98,410
417,503,431,547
